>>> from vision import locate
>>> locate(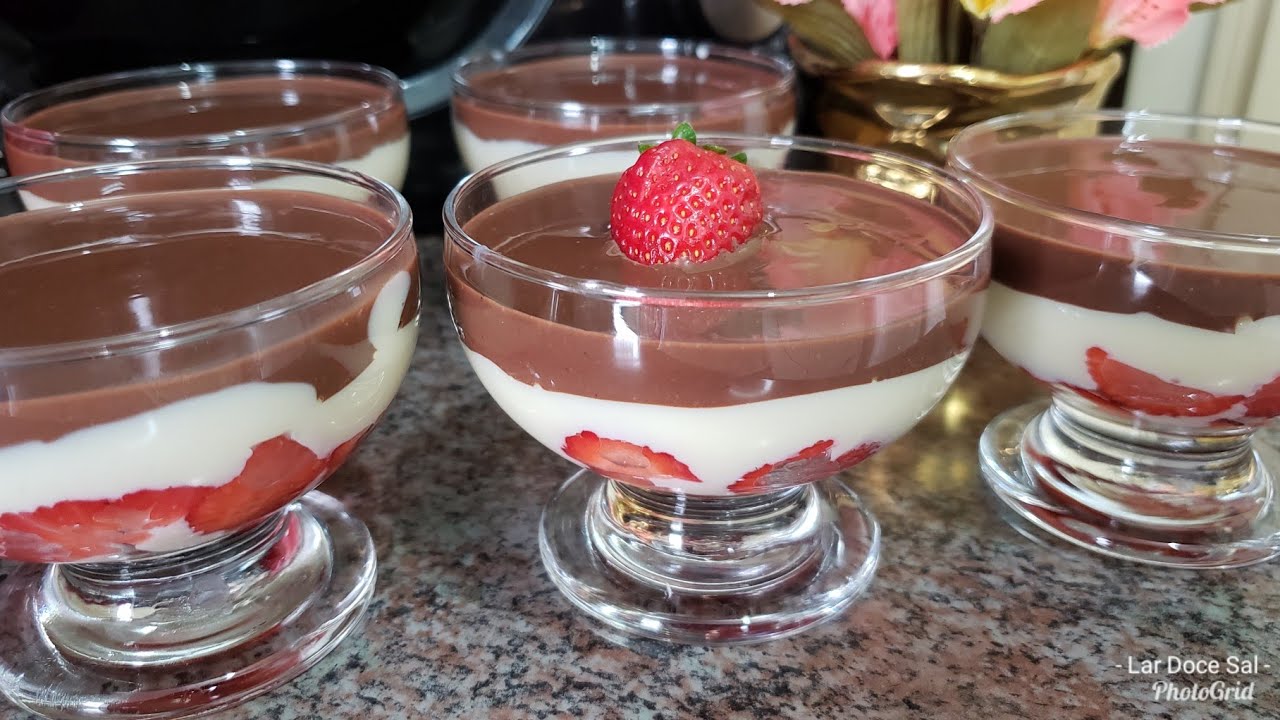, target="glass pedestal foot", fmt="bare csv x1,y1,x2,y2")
0,492,376,719
539,470,880,645
981,401,1280,569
